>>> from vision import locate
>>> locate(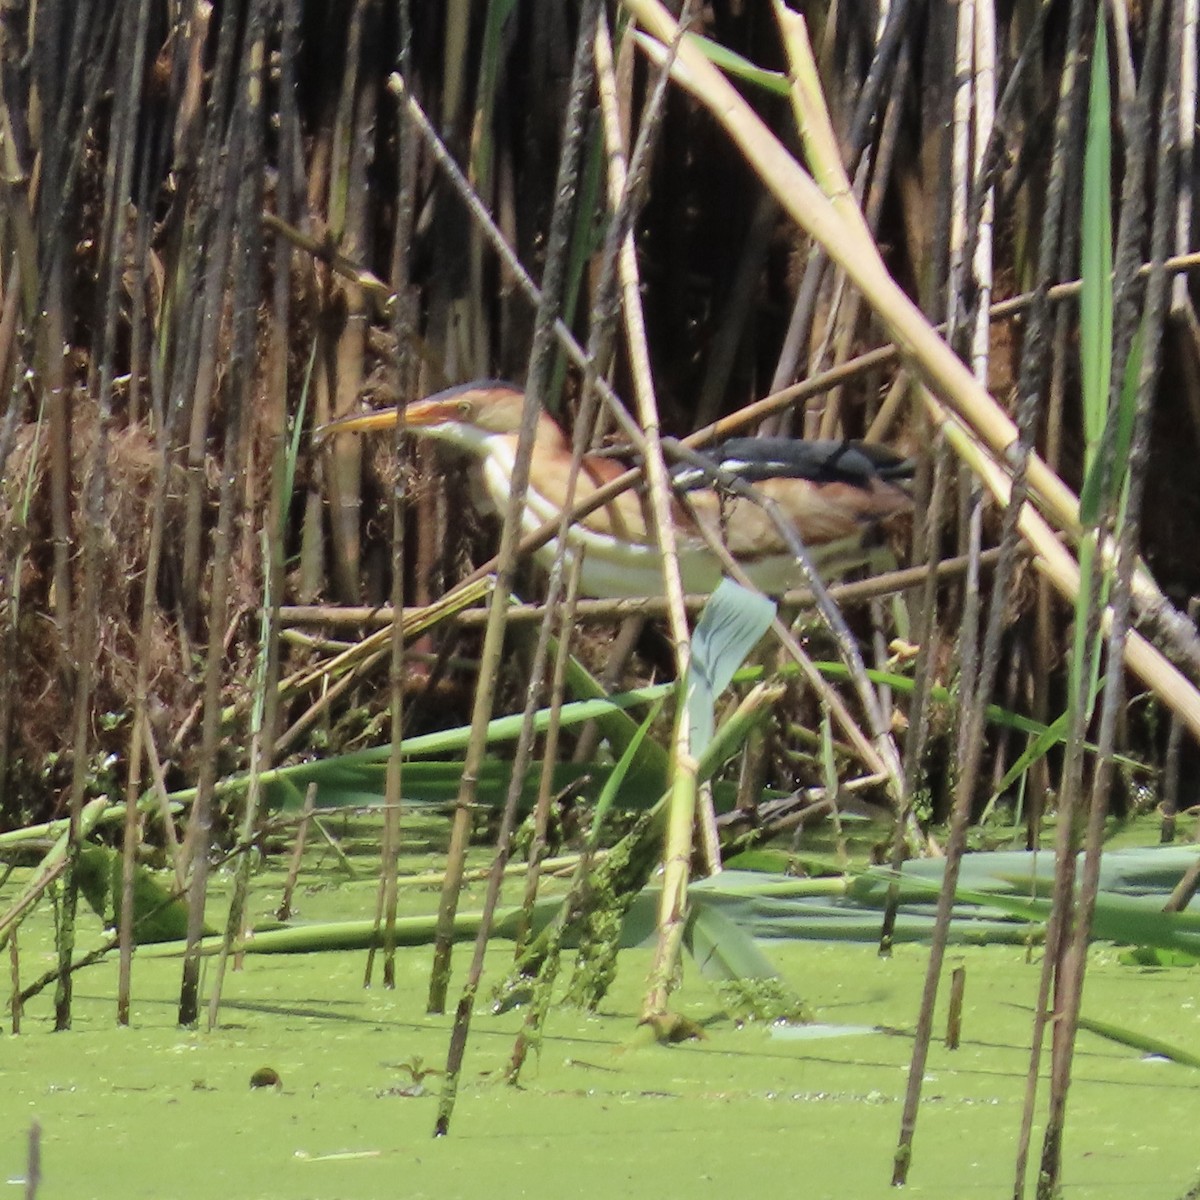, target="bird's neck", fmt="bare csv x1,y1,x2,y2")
485,411,571,460
530,411,570,454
